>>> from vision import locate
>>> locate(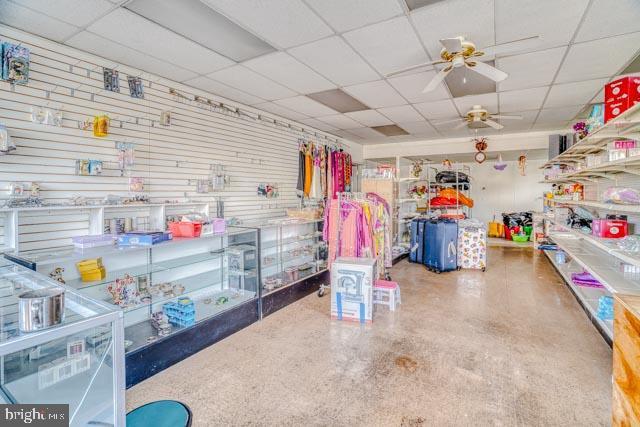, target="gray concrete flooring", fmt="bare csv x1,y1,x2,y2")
127,246,612,426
